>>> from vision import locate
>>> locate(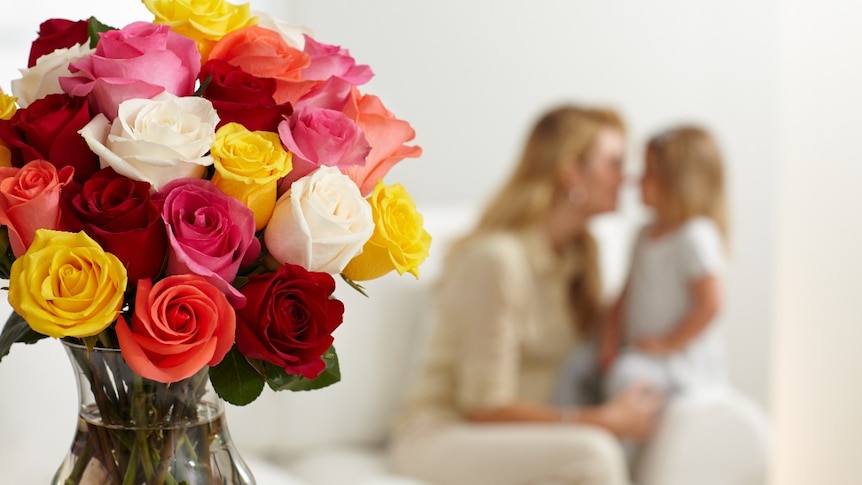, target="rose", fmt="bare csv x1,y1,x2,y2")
12,43,94,109
60,22,200,119
0,93,99,182
0,91,17,168
264,166,373,274
159,178,261,306
0,91,16,121
27,18,90,68
301,35,373,86
342,181,431,281
115,275,236,383
211,122,292,229
198,59,293,132
235,263,343,379
252,11,312,49
143,0,256,61
79,93,219,191
277,106,370,190
8,229,127,338
292,76,353,112
0,160,75,257
70,167,167,283
341,89,423,196
209,25,311,105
